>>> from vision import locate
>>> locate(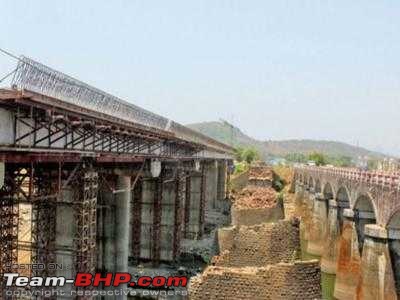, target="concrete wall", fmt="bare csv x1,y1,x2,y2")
189,261,321,300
